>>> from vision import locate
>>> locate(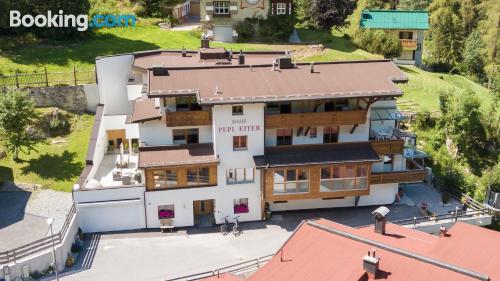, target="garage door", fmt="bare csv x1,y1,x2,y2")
78,199,143,233
213,26,233,43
